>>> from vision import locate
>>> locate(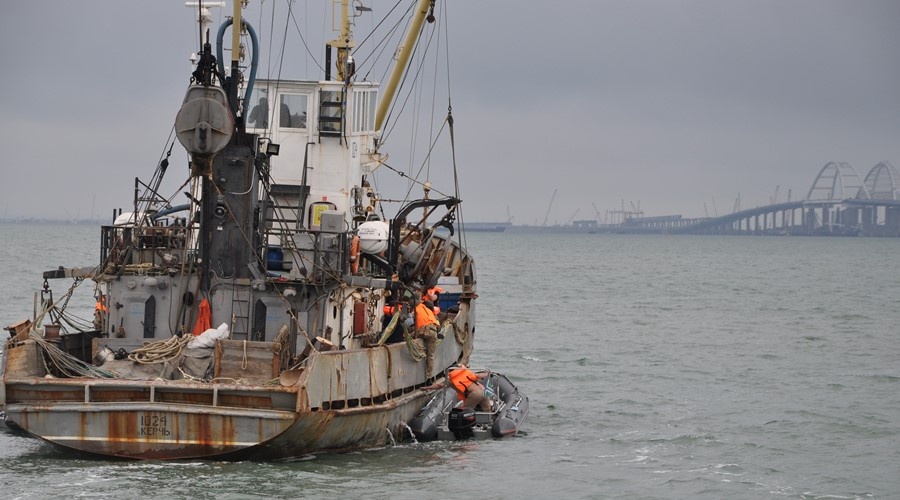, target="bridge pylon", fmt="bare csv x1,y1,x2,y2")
806,161,869,202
